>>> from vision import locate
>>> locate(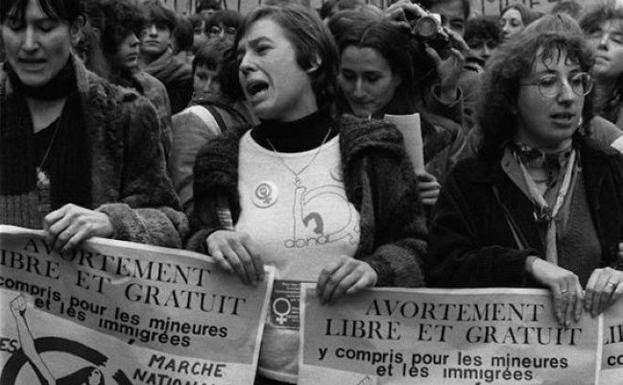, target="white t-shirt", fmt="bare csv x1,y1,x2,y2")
236,131,361,383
